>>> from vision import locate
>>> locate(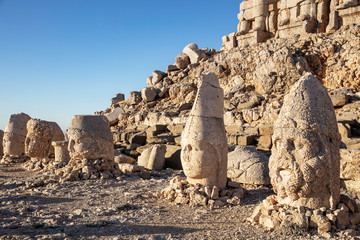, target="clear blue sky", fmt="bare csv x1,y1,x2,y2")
0,0,240,131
